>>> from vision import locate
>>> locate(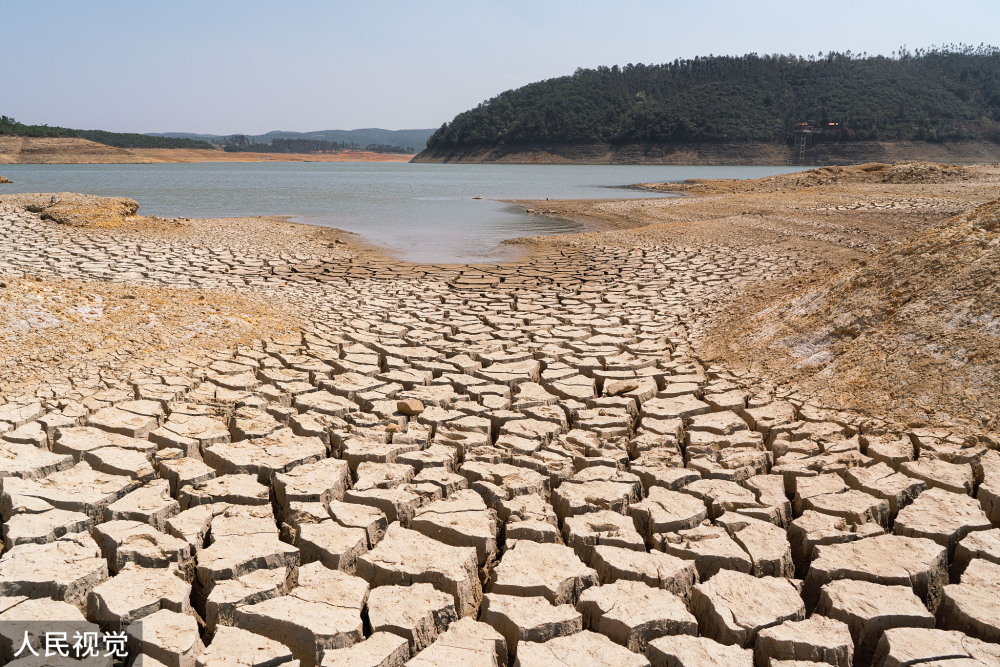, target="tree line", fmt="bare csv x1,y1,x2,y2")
222,136,414,154
426,45,1000,149
0,116,215,149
